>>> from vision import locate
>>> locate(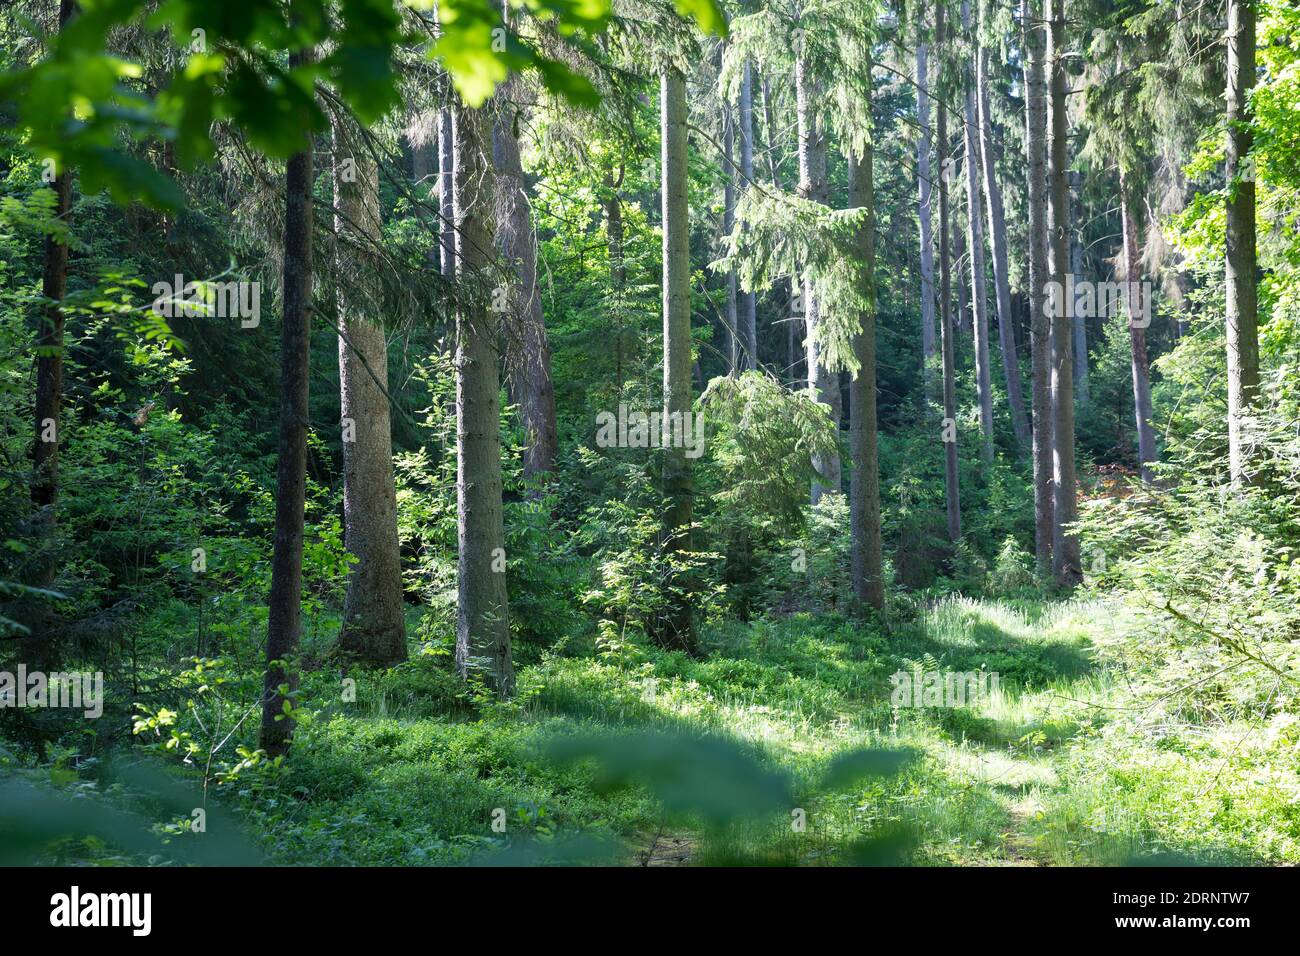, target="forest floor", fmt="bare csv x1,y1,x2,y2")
227,594,1300,866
